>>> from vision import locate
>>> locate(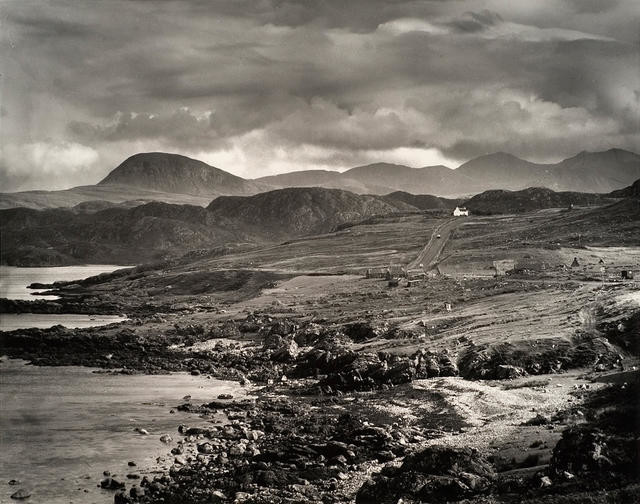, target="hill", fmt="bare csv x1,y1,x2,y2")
98,152,268,196
464,187,617,215
0,185,215,211
384,191,462,210
609,178,640,199
0,203,242,266
0,187,417,266
207,187,416,239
